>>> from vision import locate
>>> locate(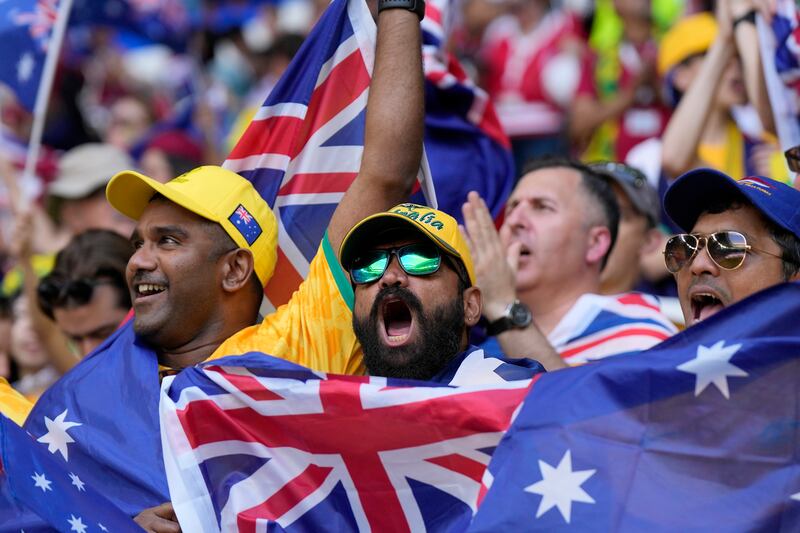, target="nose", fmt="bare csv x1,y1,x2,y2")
128,243,157,274
687,238,720,277
379,255,409,288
